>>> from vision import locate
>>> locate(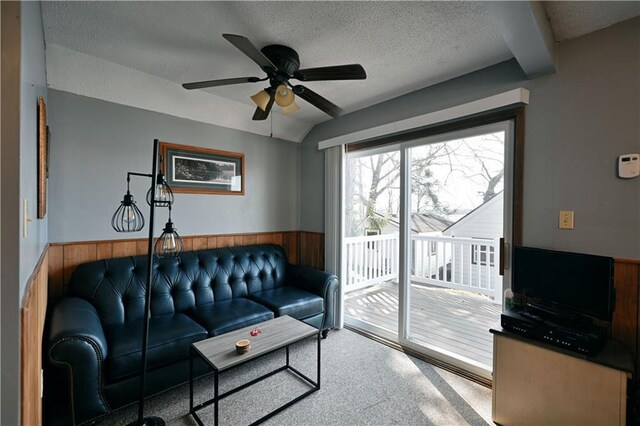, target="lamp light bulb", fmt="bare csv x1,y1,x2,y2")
163,234,176,252
124,206,136,224
155,184,166,200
